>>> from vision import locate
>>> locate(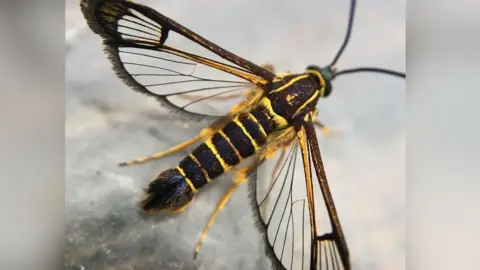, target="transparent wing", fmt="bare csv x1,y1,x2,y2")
249,122,350,270
80,0,275,120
